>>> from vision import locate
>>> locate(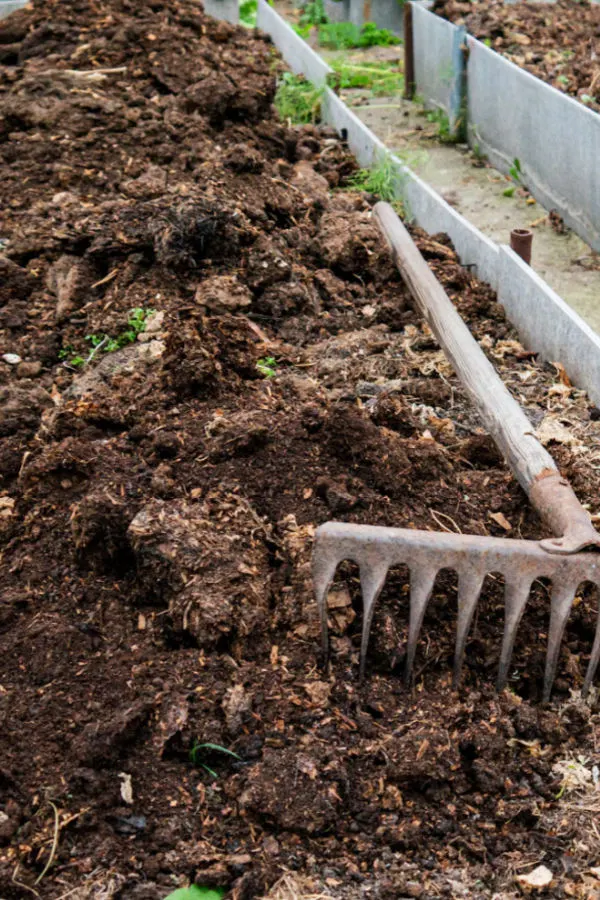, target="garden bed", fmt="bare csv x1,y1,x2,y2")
433,0,600,114
2,0,600,897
